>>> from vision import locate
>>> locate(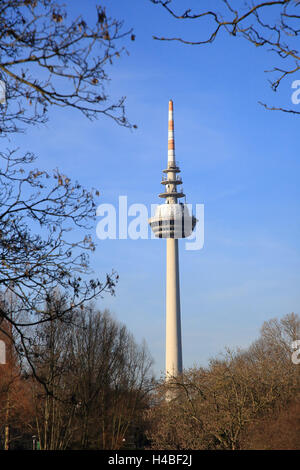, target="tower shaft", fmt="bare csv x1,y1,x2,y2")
166,238,182,378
